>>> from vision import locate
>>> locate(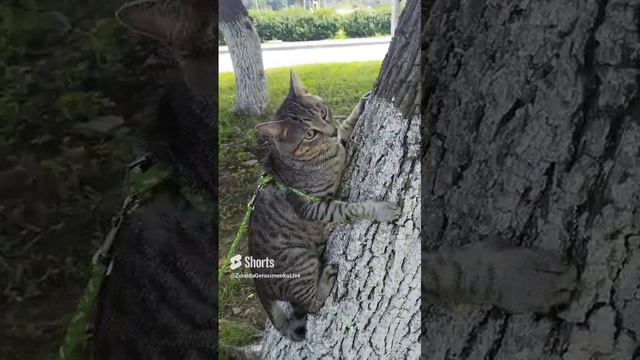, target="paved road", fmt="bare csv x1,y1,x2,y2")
218,37,391,73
